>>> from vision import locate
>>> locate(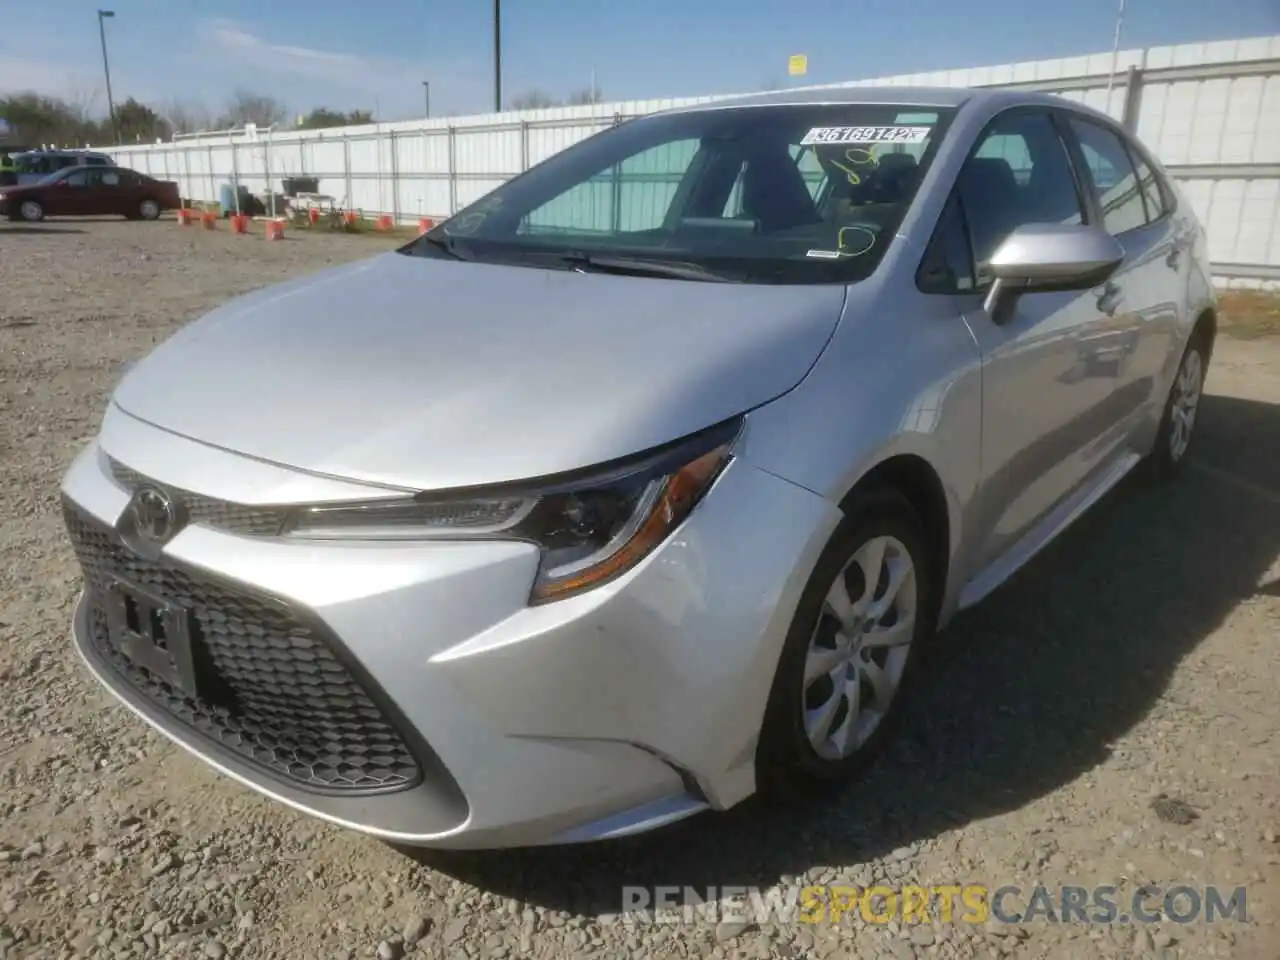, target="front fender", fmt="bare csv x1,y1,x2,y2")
736,290,984,621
